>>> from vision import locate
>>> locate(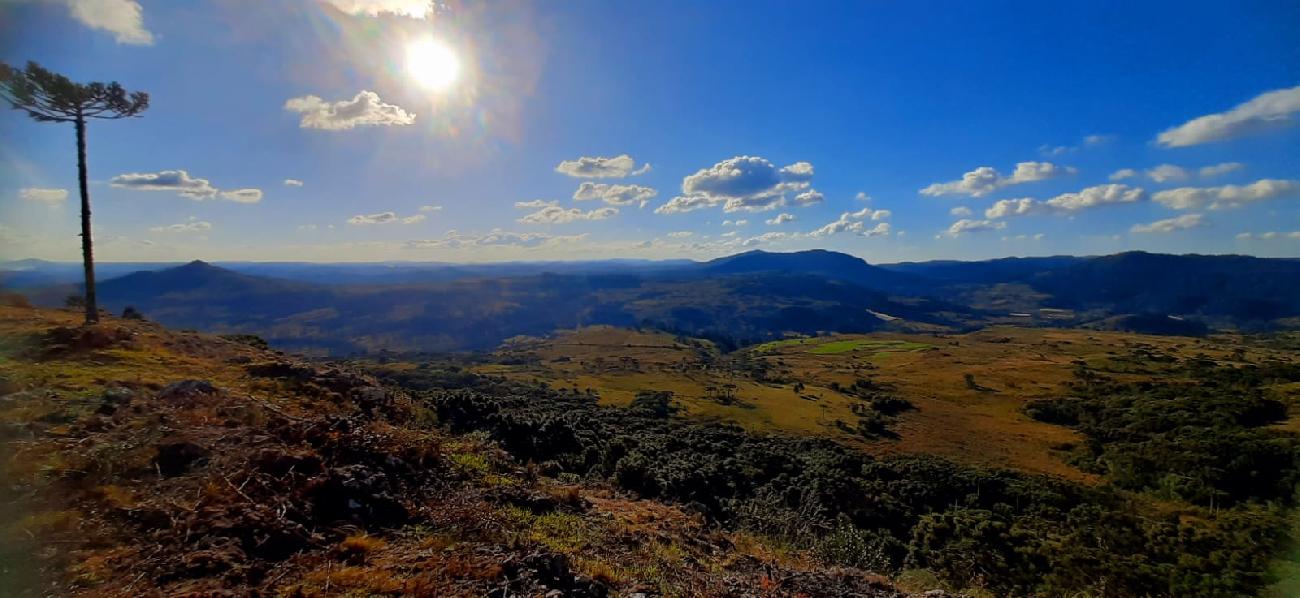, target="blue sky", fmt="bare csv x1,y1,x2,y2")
2,0,1299,263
